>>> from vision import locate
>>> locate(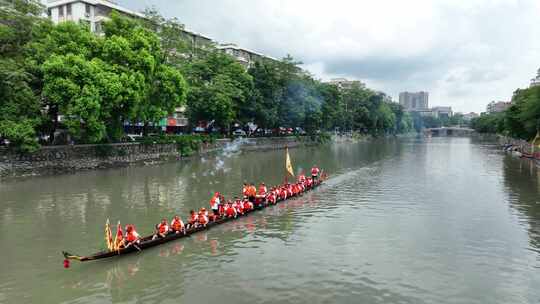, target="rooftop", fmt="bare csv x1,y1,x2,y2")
46,0,145,19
